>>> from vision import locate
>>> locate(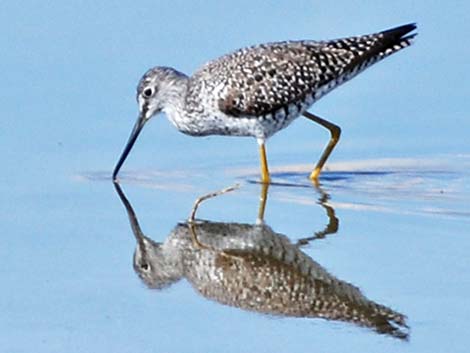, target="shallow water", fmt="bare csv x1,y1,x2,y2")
4,155,469,353
2,1,470,352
